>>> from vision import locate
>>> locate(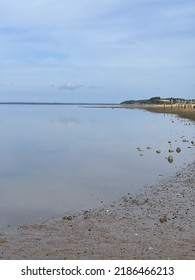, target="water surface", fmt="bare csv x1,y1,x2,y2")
0,105,194,230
